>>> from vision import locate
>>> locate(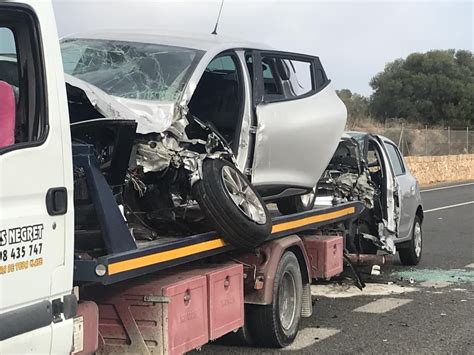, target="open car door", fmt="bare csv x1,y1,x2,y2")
0,1,75,352
249,50,346,196
372,136,400,243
